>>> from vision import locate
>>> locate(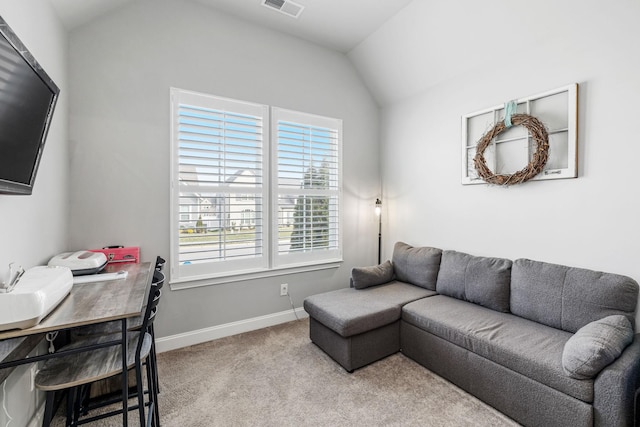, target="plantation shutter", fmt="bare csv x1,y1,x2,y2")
170,89,269,280
272,107,342,267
